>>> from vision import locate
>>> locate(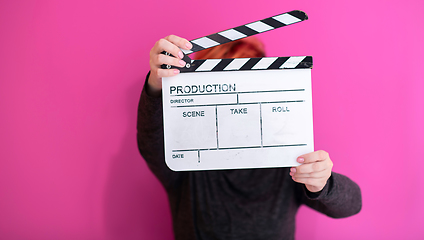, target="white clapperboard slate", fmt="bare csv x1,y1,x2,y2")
162,10,314,171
